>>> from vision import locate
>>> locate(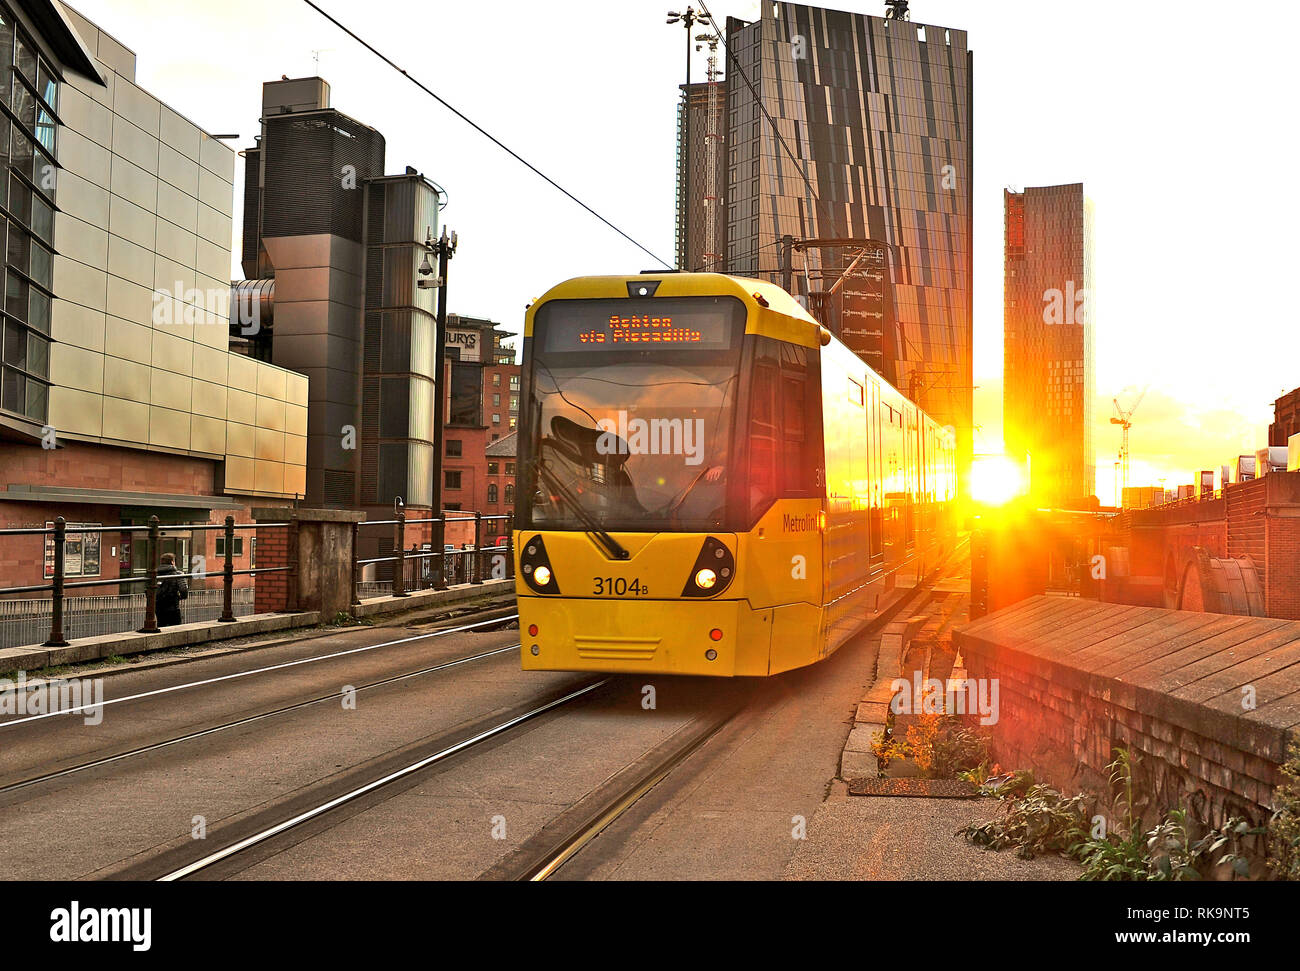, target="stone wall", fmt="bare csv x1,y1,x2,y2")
955,597,1298,832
